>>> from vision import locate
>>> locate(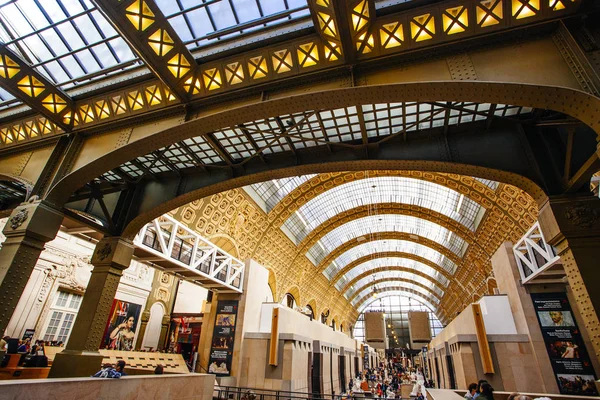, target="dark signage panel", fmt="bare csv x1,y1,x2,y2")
531,292,598,396
207,300,239,376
